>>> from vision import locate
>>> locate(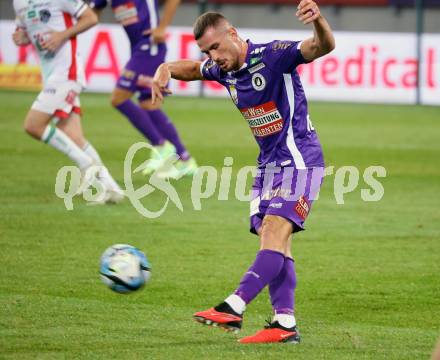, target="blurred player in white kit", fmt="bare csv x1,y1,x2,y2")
12,0,124,203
